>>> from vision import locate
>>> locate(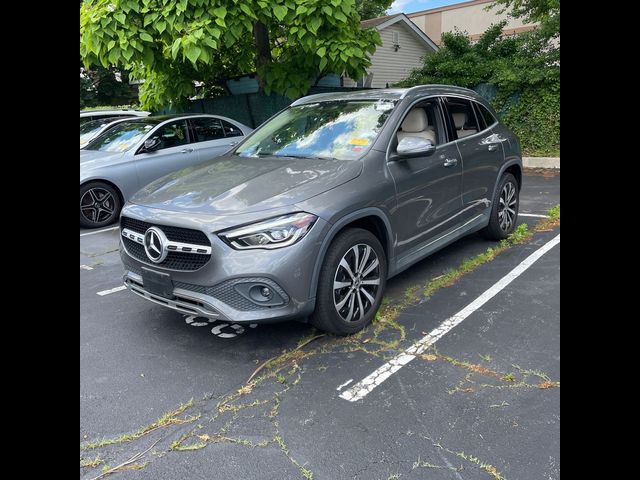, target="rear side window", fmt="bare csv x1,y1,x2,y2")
222,120,243,137
445,98,479,140
191,117,225,142
475,102,497,129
